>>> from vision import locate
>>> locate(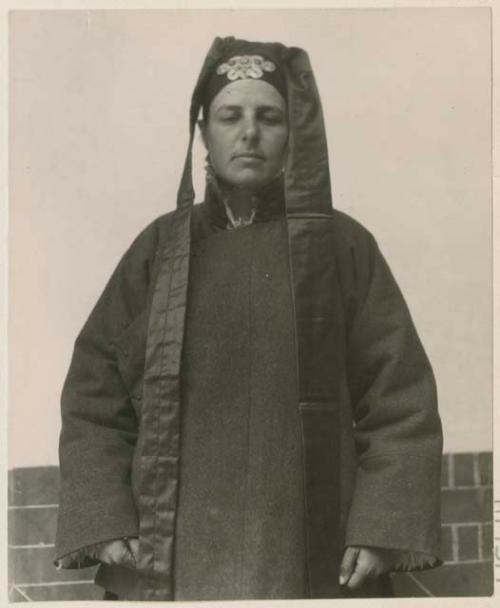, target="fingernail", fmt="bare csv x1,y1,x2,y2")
339,575,346,585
